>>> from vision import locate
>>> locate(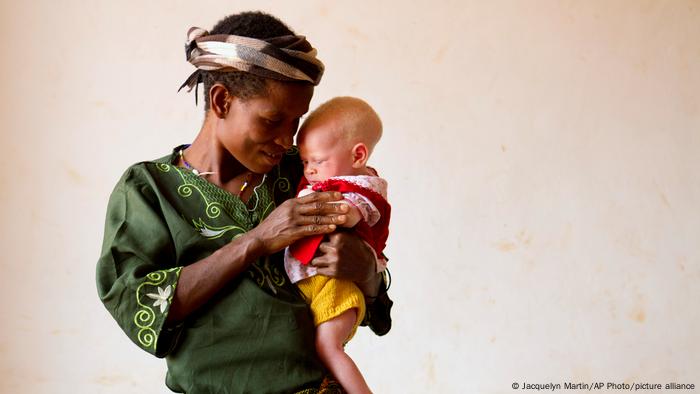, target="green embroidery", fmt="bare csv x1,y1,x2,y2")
176,183,193,198
134,267,182,350
273,172,291,194
285,146,299,156
147,154,298,295
260,201,275,222
247,255,287,290
170,168,227,220
169,165,274,229
191,218,246,240
272,148,296,194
